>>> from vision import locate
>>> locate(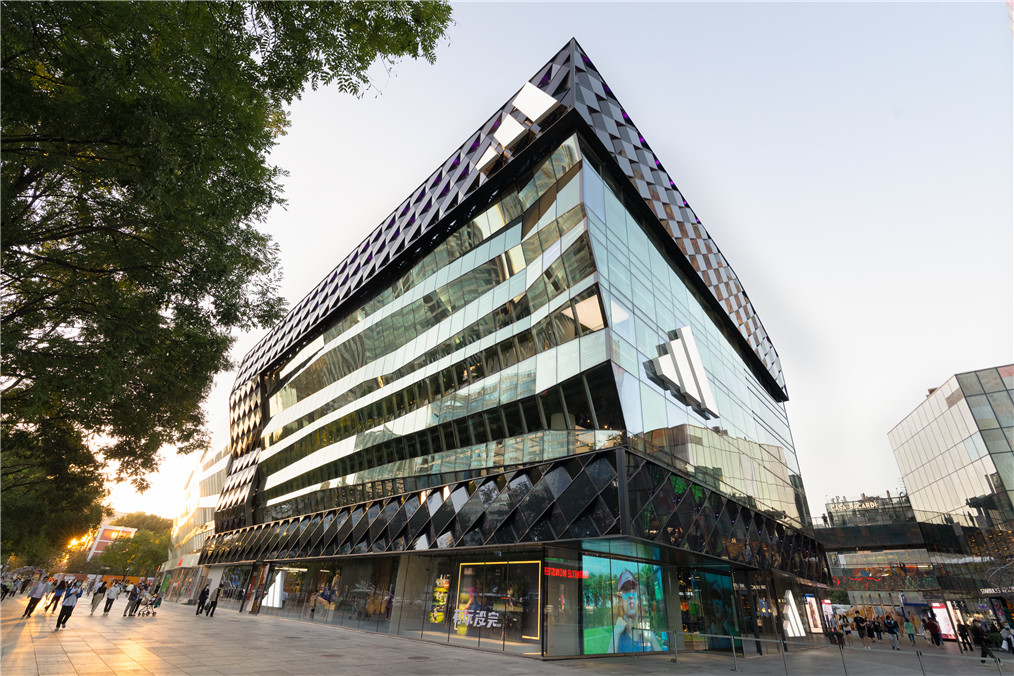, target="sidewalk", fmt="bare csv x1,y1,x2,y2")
2,594,1010,675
